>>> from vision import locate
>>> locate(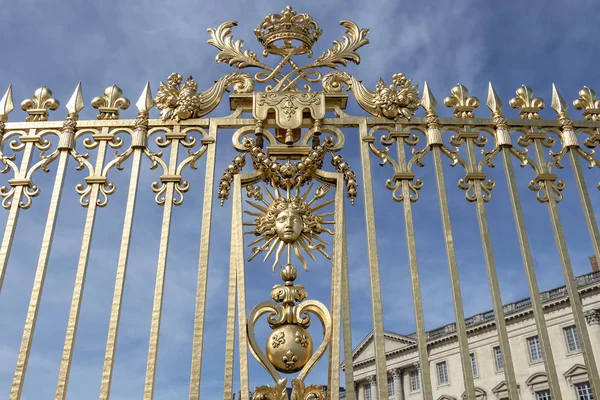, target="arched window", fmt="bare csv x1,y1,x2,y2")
526,373,550,400
462,387,487,400
438,395,457,400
